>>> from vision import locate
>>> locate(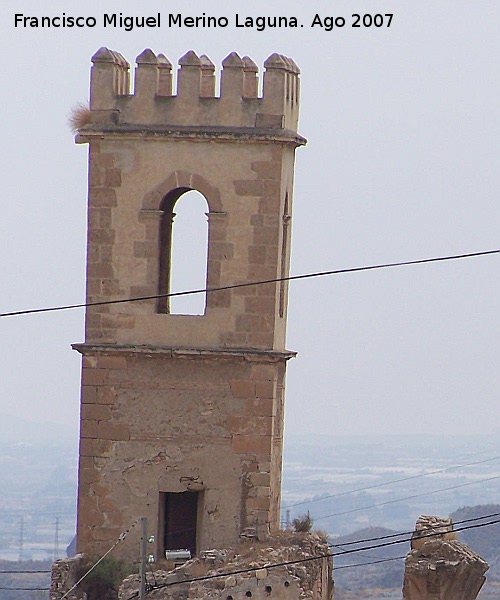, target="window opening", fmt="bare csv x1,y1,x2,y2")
157,189,209,315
